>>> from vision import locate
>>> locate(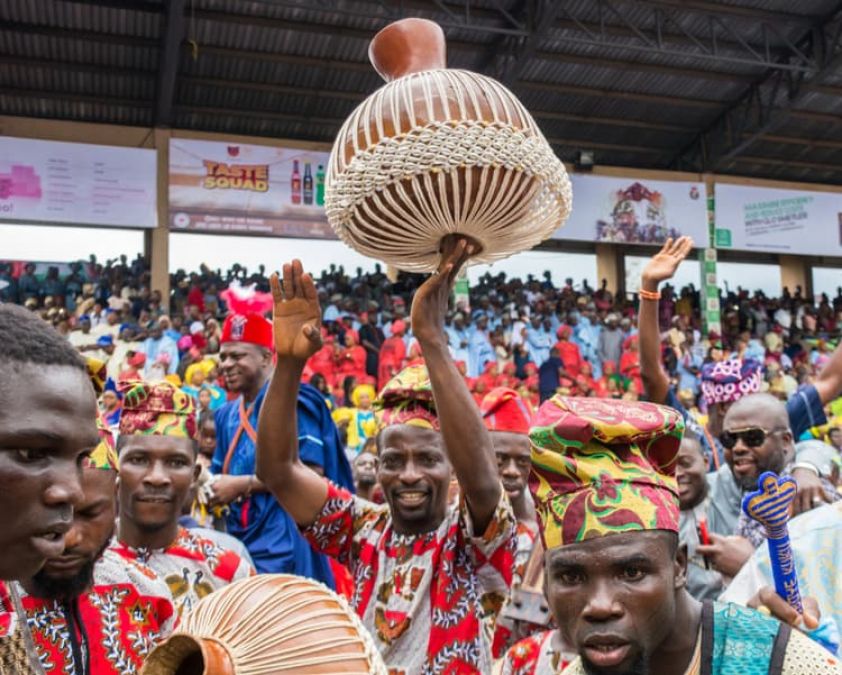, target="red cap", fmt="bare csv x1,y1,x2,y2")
480,387,533,435
221,313,273,350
